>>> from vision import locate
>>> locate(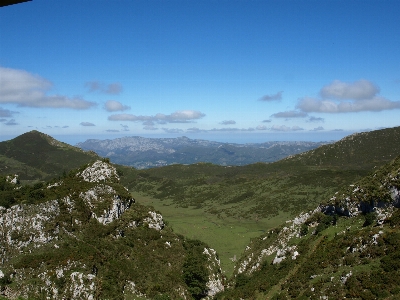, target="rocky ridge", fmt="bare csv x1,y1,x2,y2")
218,155,400,299
0,160,223,299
